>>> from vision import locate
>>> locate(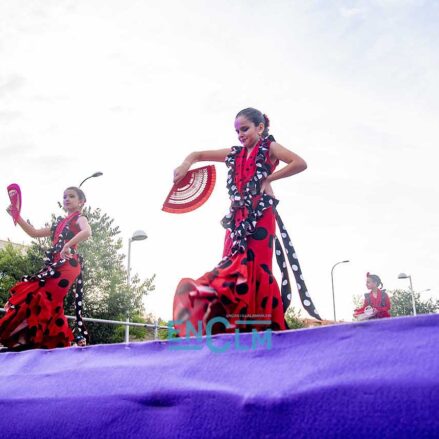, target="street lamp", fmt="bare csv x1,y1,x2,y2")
397,273,416,316
57,170,103,208
331,260,350,322
79,172,103,188
57,171,104,208
126,230,148,343
418,289,431,295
